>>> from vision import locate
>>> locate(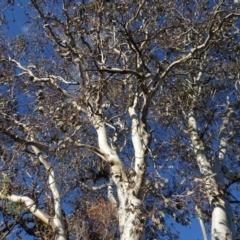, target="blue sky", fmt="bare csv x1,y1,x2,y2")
4,1,29,36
